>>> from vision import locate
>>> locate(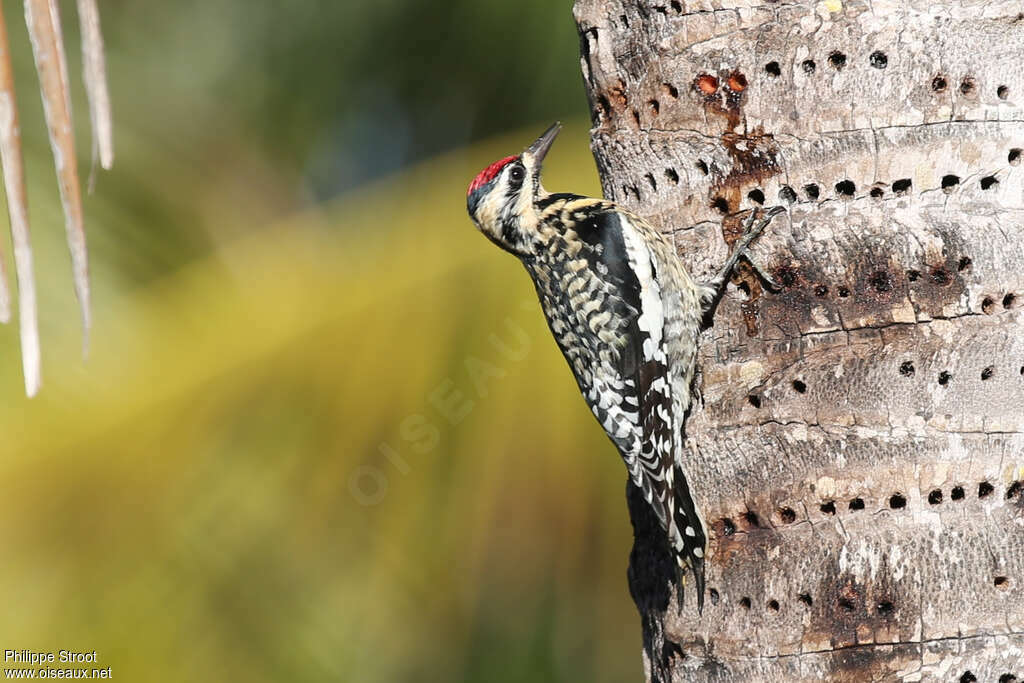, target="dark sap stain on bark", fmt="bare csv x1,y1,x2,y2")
753,224,969,338
714,131,783,214
710,513,784,566
735,262,766,337
806,560,905,663
773,264,800,288
694,70,748,131
911,223,973,318
828,646,901,683
709,232,775,337
709,129,783,336
691,70,783,220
